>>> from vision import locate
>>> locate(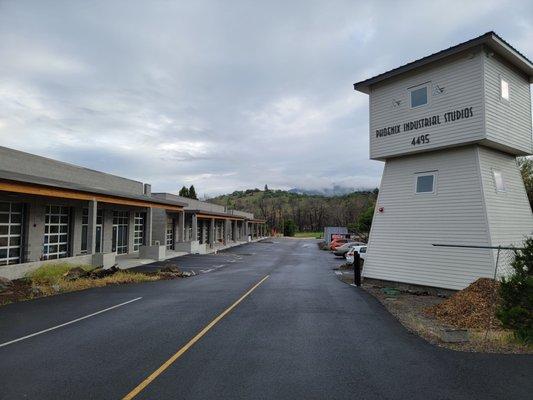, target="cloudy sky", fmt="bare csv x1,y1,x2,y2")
0,0,532,196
